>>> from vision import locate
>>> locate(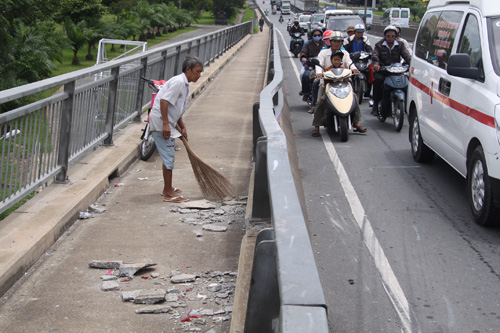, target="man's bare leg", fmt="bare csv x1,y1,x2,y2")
162,164,176,199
